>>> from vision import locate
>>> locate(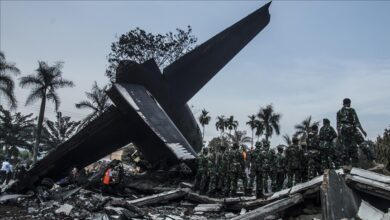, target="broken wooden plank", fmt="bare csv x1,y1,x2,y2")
346,174,390,201
351,168,390,184
357,200,384,220
186,192,221,204
321,169,360,220
0,194,30,202
194,204,223,212
230,194,303,220
270,175,323,200
128,188,189,207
